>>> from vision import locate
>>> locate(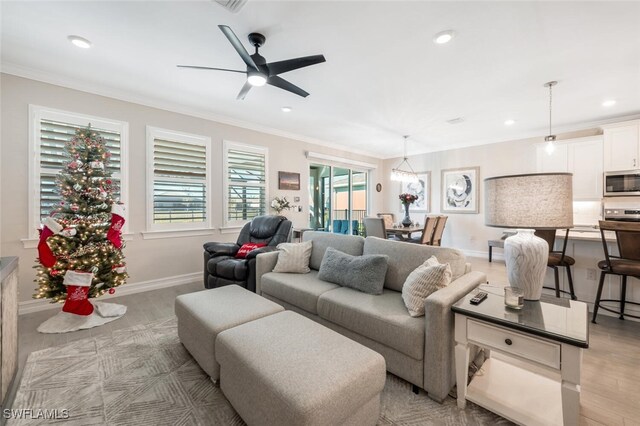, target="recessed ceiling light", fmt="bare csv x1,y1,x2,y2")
281,106,292,113
433,30,455,45
67,35,92,49
602,99,616,107
504,119,516,126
